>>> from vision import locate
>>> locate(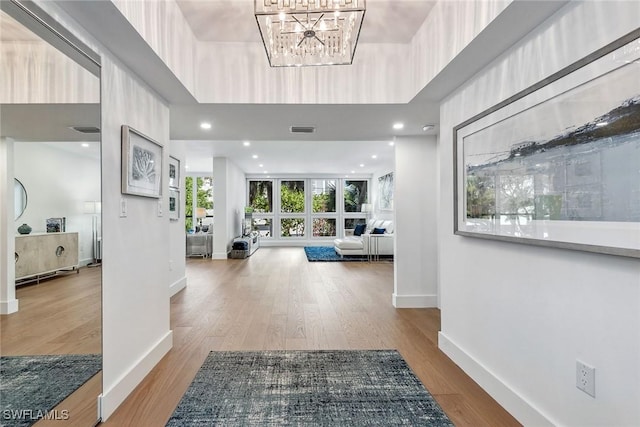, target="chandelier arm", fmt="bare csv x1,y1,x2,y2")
311,13,325,29
291,15,307,29
296,36,306,48
314,35,325,46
